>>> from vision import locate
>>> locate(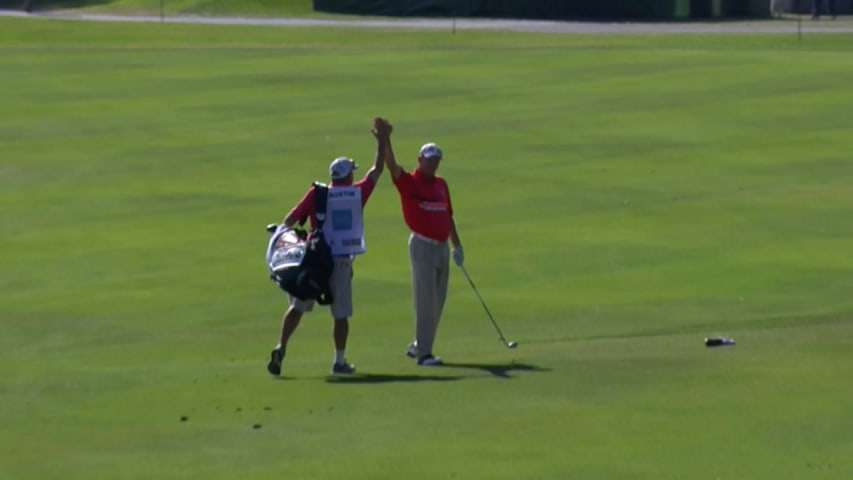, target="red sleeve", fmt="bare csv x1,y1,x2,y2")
355,177,376,207
288,186,316,227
